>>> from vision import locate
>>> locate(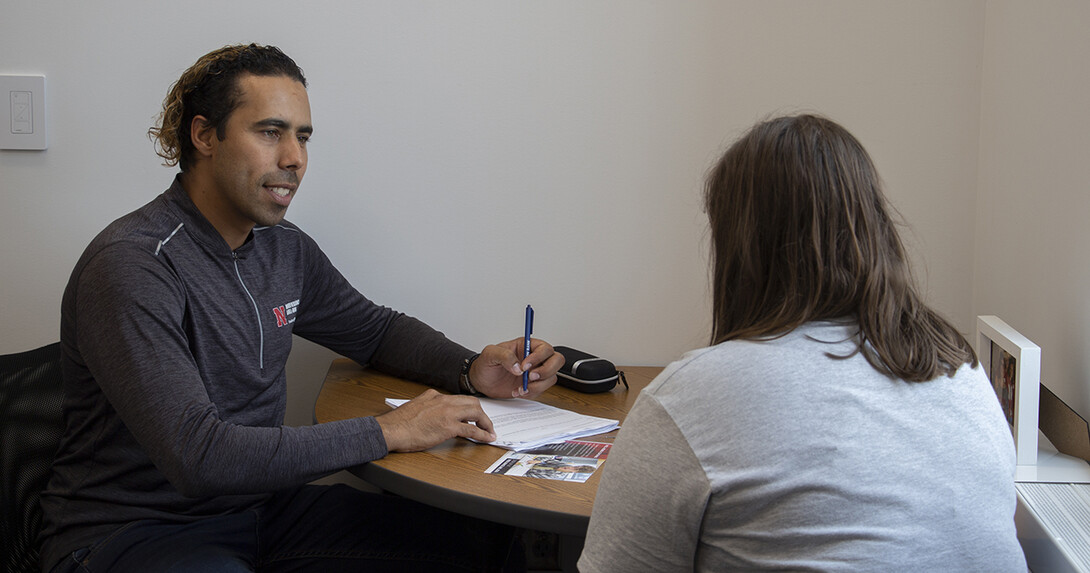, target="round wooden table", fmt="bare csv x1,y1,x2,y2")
313,359,660,535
